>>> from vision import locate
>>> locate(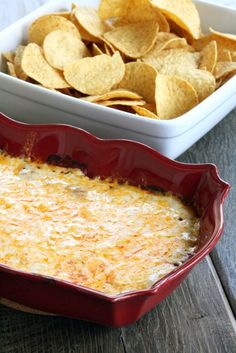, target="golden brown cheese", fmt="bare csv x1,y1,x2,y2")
0,152,199,295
